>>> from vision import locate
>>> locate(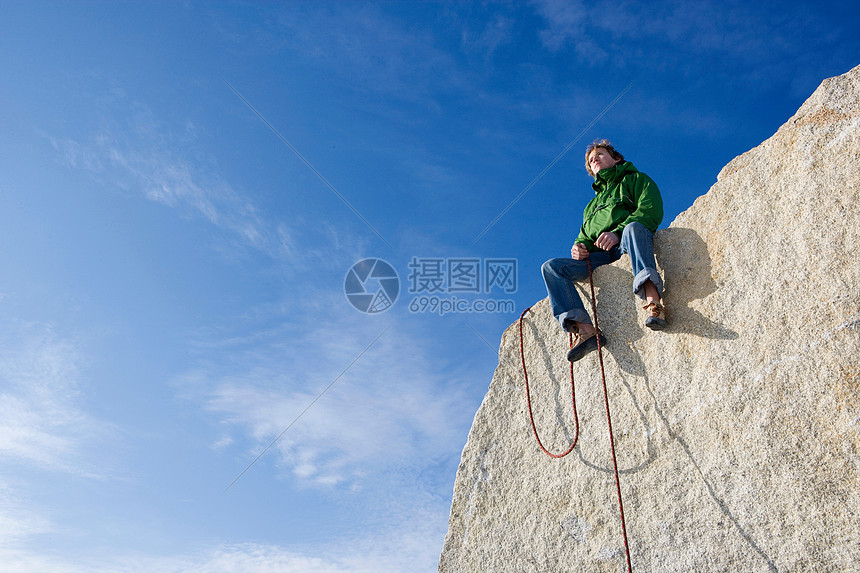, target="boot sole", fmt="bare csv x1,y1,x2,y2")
566,333,606,362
